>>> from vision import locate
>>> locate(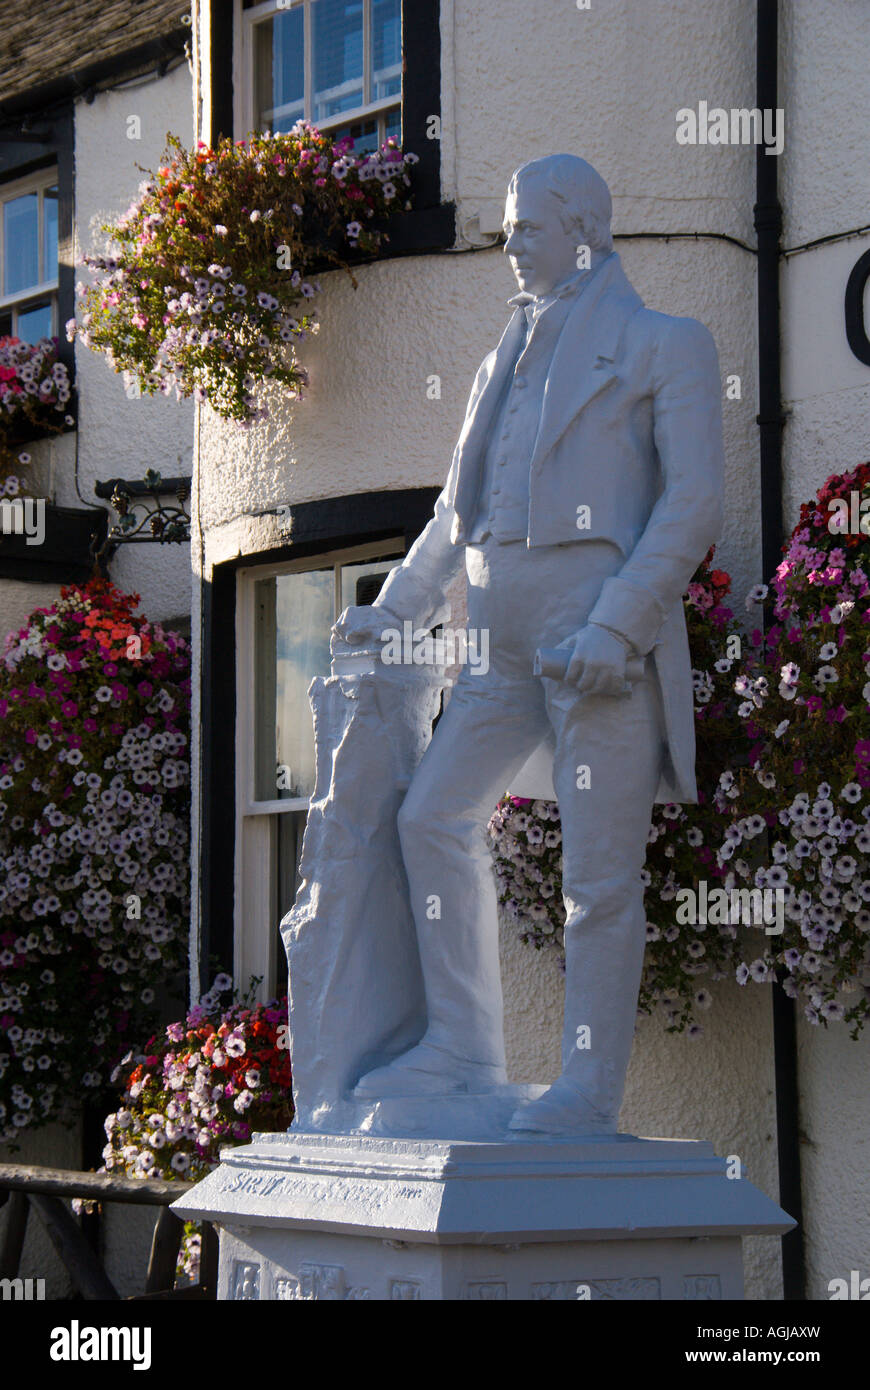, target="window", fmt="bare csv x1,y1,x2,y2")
235,539,404,994
241,0,402,152
0,170,59,341
214,2,451,246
